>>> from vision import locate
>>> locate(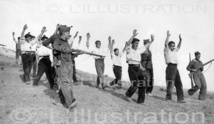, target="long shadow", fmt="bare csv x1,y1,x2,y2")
82,80,96,88
151,95,166,101
43,88,58,100
159,88,177,95
81,80,130,102
36,79,51,89
102,89,130,102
